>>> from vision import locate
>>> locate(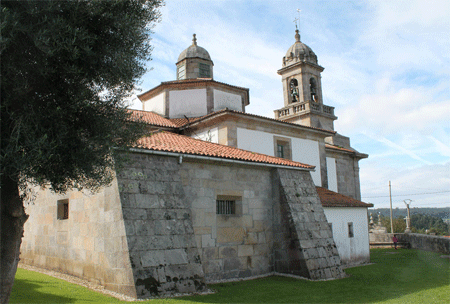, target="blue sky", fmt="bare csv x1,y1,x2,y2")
129,0,450,209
